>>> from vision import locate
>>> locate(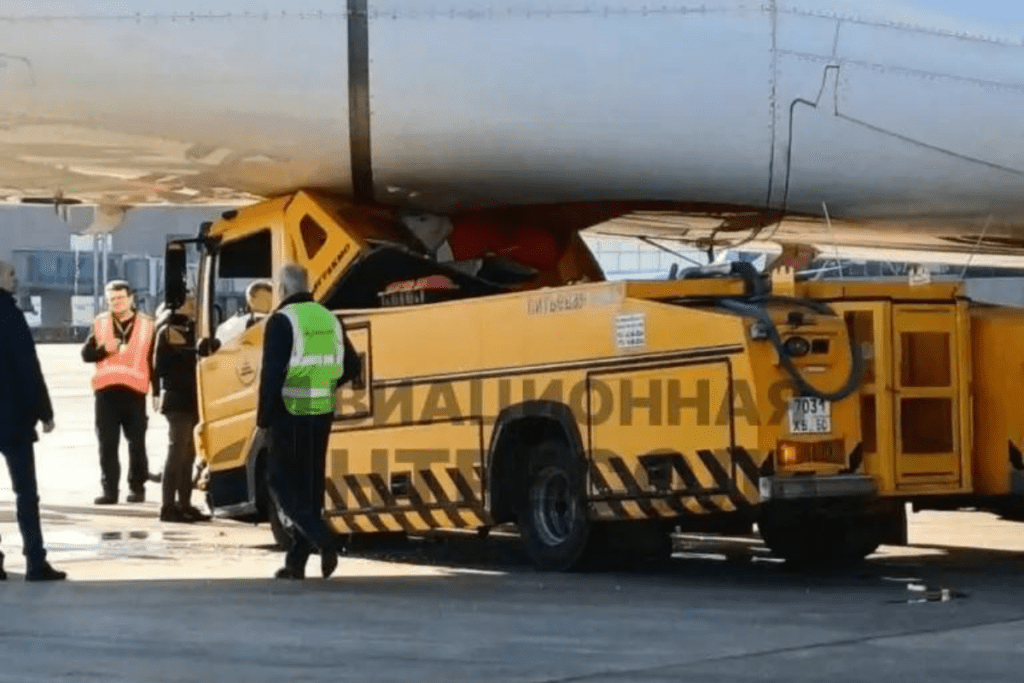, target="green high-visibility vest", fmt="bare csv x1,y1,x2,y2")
279,302,346,415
